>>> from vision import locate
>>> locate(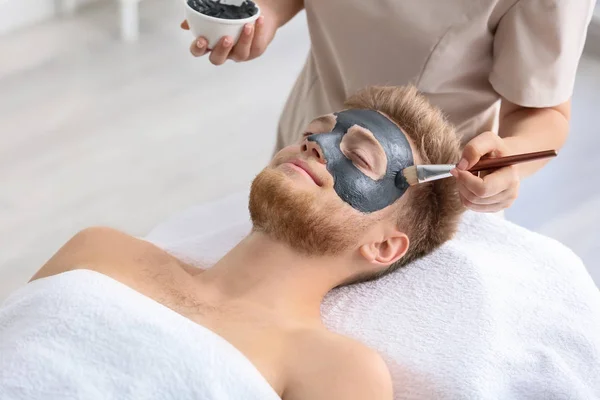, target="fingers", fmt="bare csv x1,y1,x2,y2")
454,132,522,212
458,188,518,212
459,197,513,213
229,24,255,62
456,166,518,199
181,20,190,30
208,36,234,65
459,131,509,171
457,180,518,206
230,16,268,62
188,35,238,63
186,15,269,63
189,37,209,57
249,16,268,59
451,166,520,212
185,14,270,64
